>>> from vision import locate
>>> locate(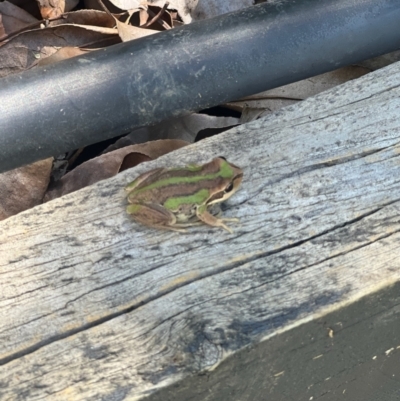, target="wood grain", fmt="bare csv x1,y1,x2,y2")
2,61,400,400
